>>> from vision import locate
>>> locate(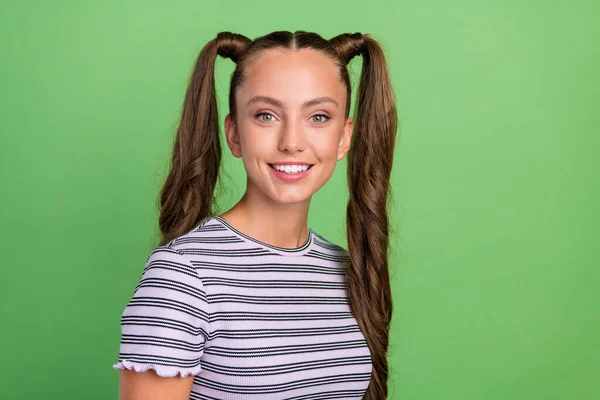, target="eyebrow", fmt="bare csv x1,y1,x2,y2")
246,95,339,109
